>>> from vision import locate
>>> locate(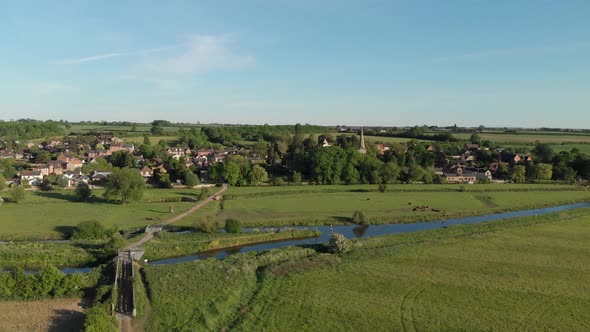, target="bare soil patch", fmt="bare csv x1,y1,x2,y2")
0,298,85,332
